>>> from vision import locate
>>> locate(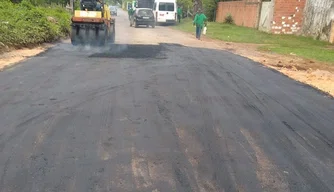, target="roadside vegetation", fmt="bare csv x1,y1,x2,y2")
173,18,334,63
0,0,71,53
